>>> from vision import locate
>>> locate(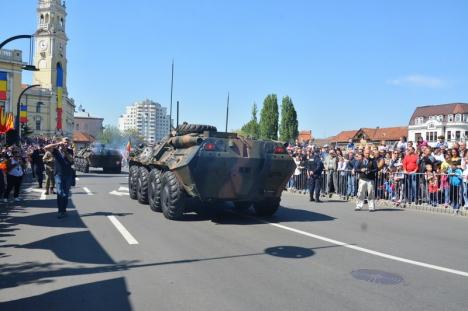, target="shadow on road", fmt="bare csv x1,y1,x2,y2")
0,277,132,311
